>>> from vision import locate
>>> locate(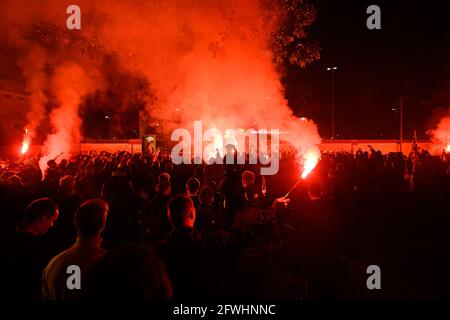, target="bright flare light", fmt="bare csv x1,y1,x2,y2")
21,141,30,155
446,145,450,152
204,129,224,162
301,150,319,179
204,128,241,162
21,128,30,155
